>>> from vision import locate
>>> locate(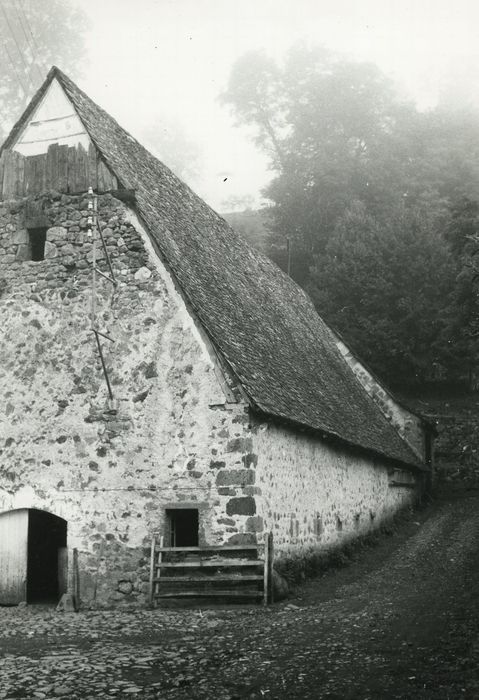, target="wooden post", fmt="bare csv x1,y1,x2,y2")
267,532,274,604
72,548,80,610
57,546,68,596
148,536,156,607
92,540,105,602
156,535,164,607
286,238,292,277
263,534,270,606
